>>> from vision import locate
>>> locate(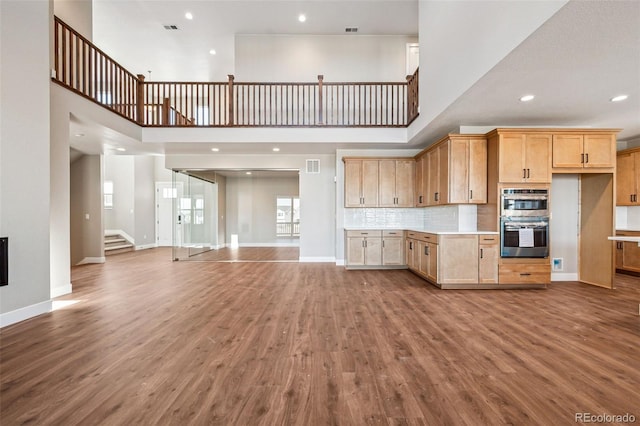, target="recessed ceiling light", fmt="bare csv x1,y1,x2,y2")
74,133,84,137
272,147,280,152
245,171,252,175
298,14,306,23
610,95,628,102
211,148,219,152
185,12,193,20
116,147,126,152
519,95,535,102
209,49,216,55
